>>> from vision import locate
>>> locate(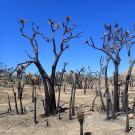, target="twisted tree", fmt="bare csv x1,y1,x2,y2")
15,16,81,115
122,30,135,111
85,24,132,117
